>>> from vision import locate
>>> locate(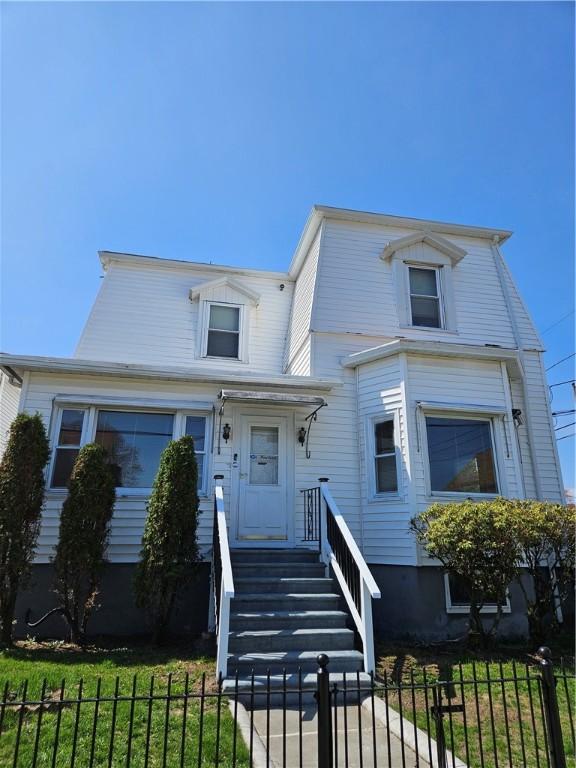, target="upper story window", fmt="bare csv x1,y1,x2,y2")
50,406,210,494
206,303,241,359
425,415,498,495
408,266,442,328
